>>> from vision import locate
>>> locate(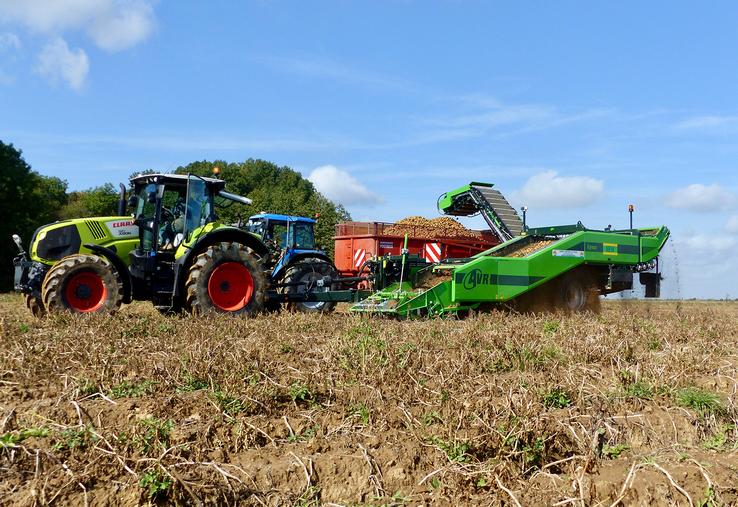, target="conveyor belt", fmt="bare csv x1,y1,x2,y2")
471,185,524,238
440,182,524,240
